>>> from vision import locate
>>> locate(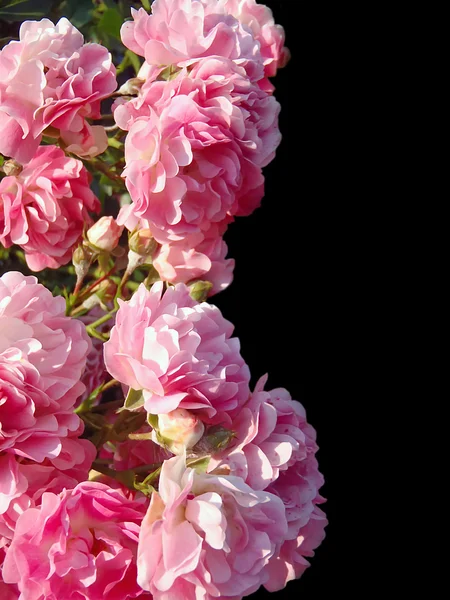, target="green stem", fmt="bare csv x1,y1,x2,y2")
114,271,130,310
86,327,106,341
89,159,123,184
87,311,116,331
